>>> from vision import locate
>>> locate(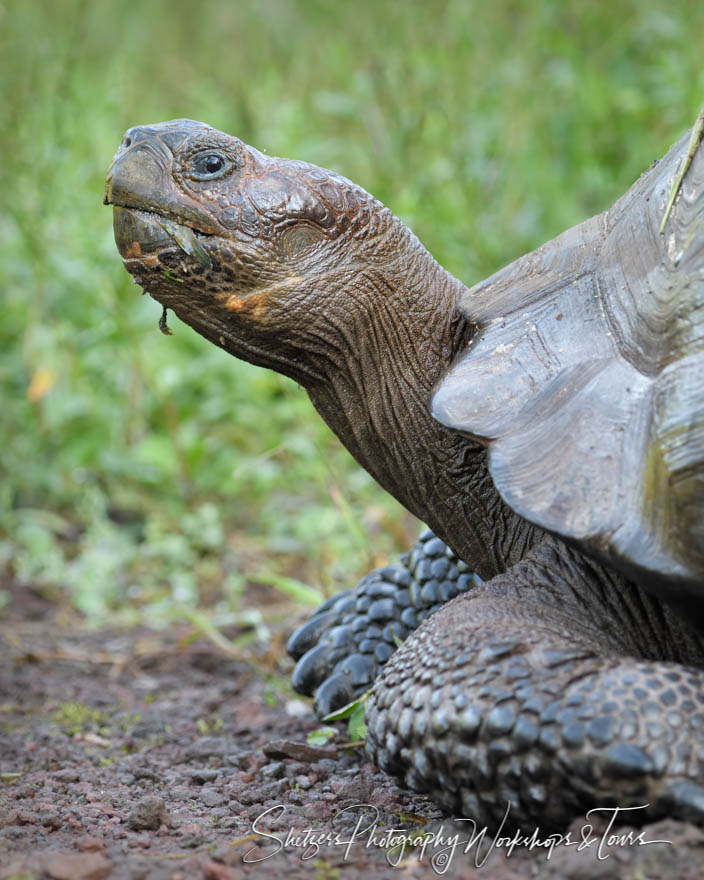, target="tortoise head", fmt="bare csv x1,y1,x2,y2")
105,119,402,383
